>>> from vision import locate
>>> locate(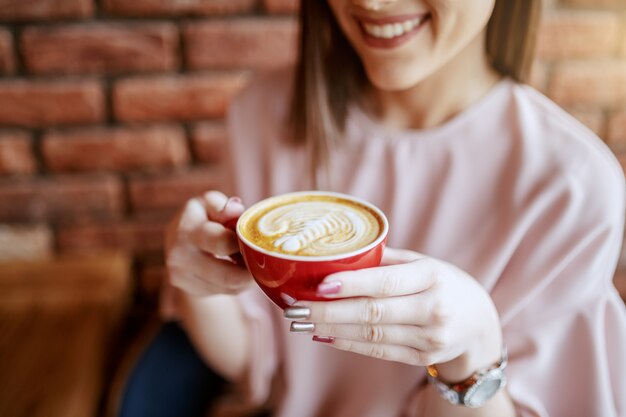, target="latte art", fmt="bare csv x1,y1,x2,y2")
239,194,384,257
258,202,377,256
